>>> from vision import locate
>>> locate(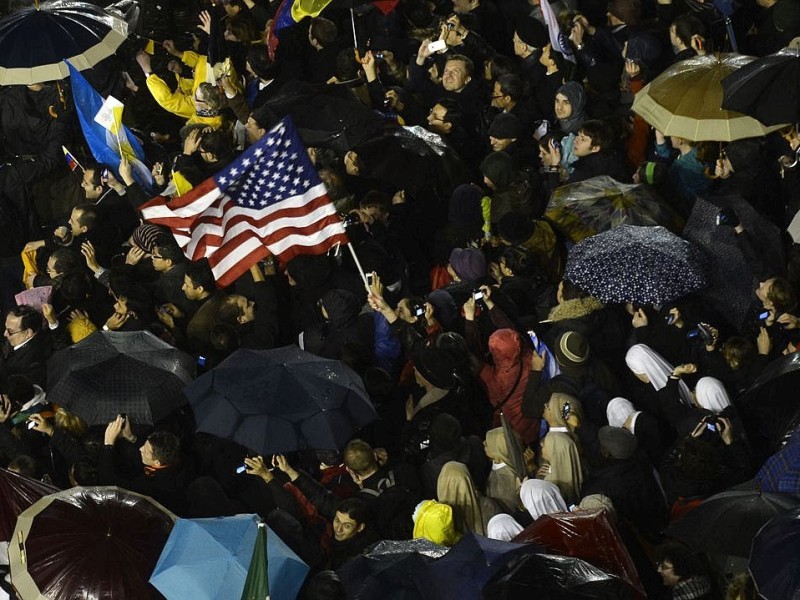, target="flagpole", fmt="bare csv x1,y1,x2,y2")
350,8,358,52
346,242,370,291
